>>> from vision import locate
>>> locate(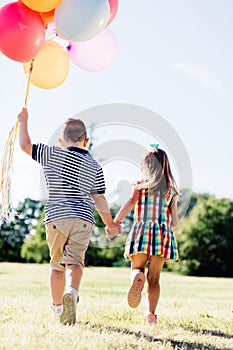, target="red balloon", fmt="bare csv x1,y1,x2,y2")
0,2,45,62
107,0,118,26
